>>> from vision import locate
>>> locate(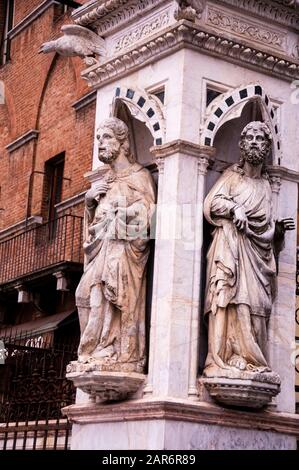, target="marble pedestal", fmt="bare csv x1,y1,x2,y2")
63,398,299,450
66,361,146,402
